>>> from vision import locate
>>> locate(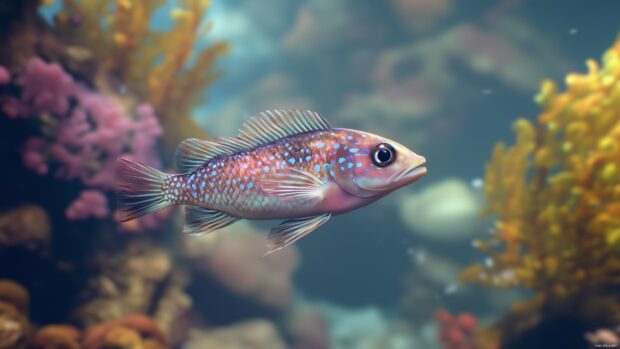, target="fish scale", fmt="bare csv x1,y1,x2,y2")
163,131,337,218
117,109,427,253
